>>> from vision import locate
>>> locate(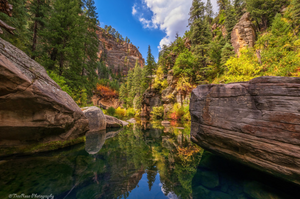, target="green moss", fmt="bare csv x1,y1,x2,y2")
0,137,85,157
